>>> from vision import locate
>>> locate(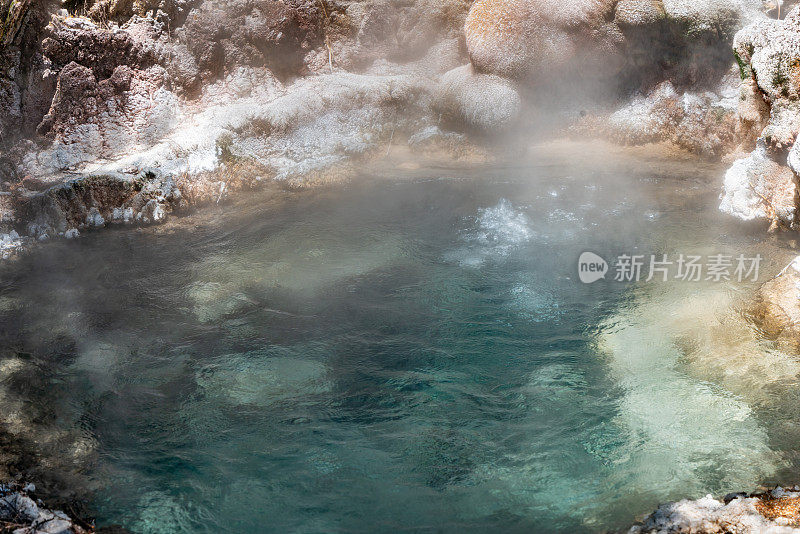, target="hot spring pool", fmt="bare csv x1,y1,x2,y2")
1,144,799,533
